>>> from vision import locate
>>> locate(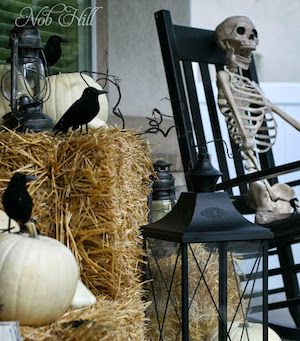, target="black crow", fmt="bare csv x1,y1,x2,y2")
53,87,107,135
2,173,37,233
44,35,68,68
